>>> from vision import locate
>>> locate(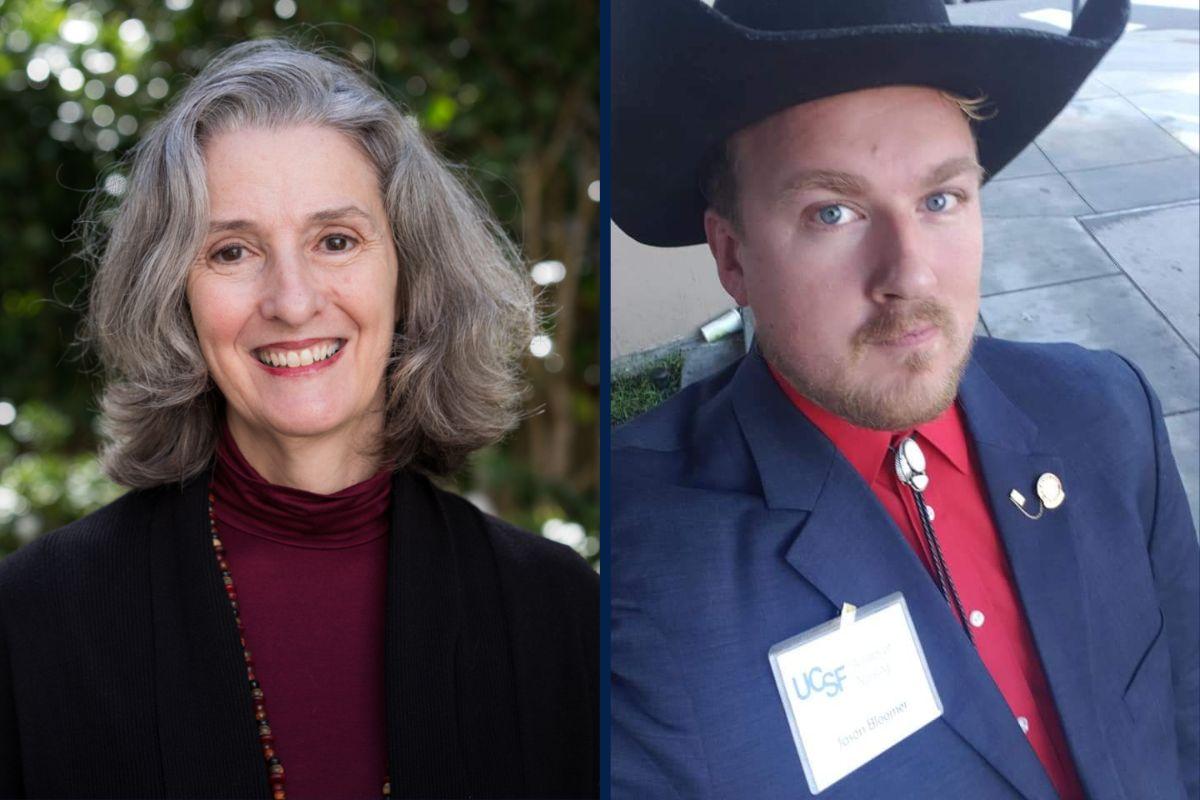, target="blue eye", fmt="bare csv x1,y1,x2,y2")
815,204,857,226
925,192,958,212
